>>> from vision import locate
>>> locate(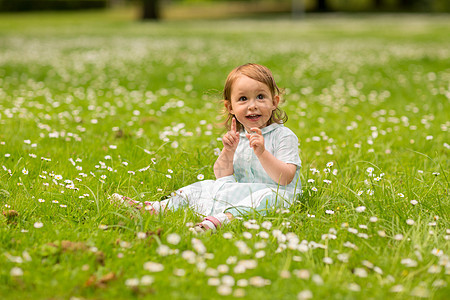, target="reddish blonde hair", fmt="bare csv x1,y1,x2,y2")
222,63,287,131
